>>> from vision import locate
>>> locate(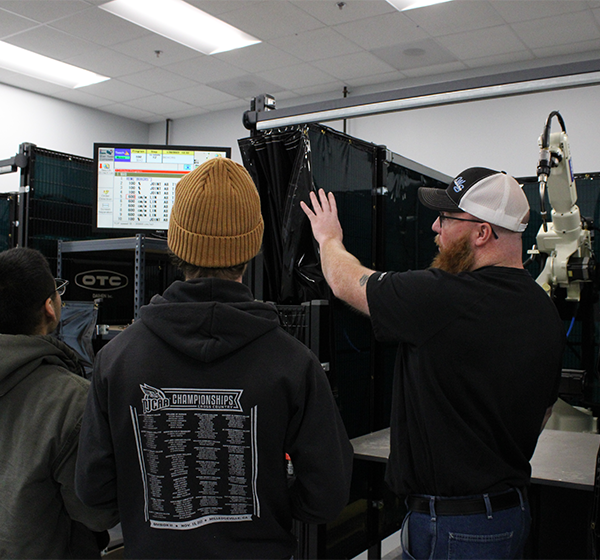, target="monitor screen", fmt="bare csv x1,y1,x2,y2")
94,143,231,232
